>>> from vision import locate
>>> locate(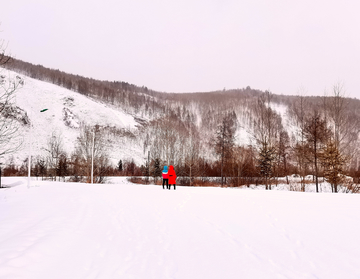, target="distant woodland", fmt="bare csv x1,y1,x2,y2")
2,56,360,192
